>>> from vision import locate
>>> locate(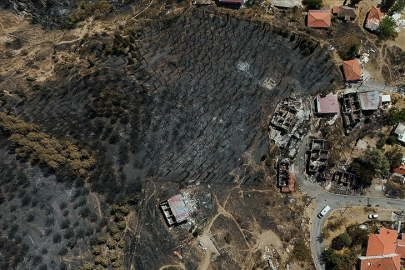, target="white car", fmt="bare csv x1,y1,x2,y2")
317,205,331,218
368,214,379,219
